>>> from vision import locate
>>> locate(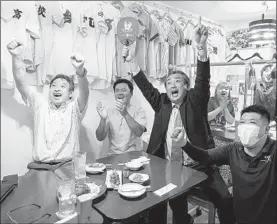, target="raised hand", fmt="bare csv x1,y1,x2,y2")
115,99,127,116
71,53,85,75
7,40,25,58
194,16,209,46
219,98,229,110
96,102,108,119
122,46,134,62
